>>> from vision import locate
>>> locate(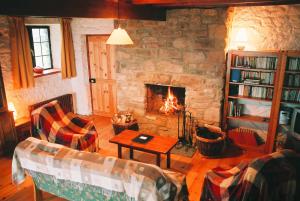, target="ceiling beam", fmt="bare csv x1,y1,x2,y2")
0,0,166,21
131,0,300,7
